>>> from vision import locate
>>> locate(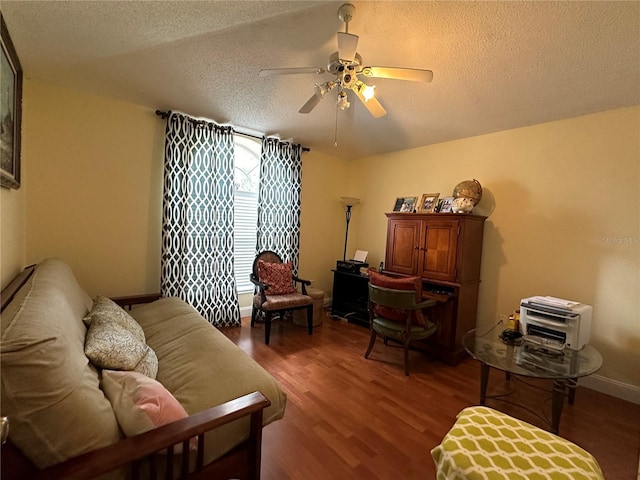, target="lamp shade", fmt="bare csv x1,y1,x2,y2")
340,197,360,207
